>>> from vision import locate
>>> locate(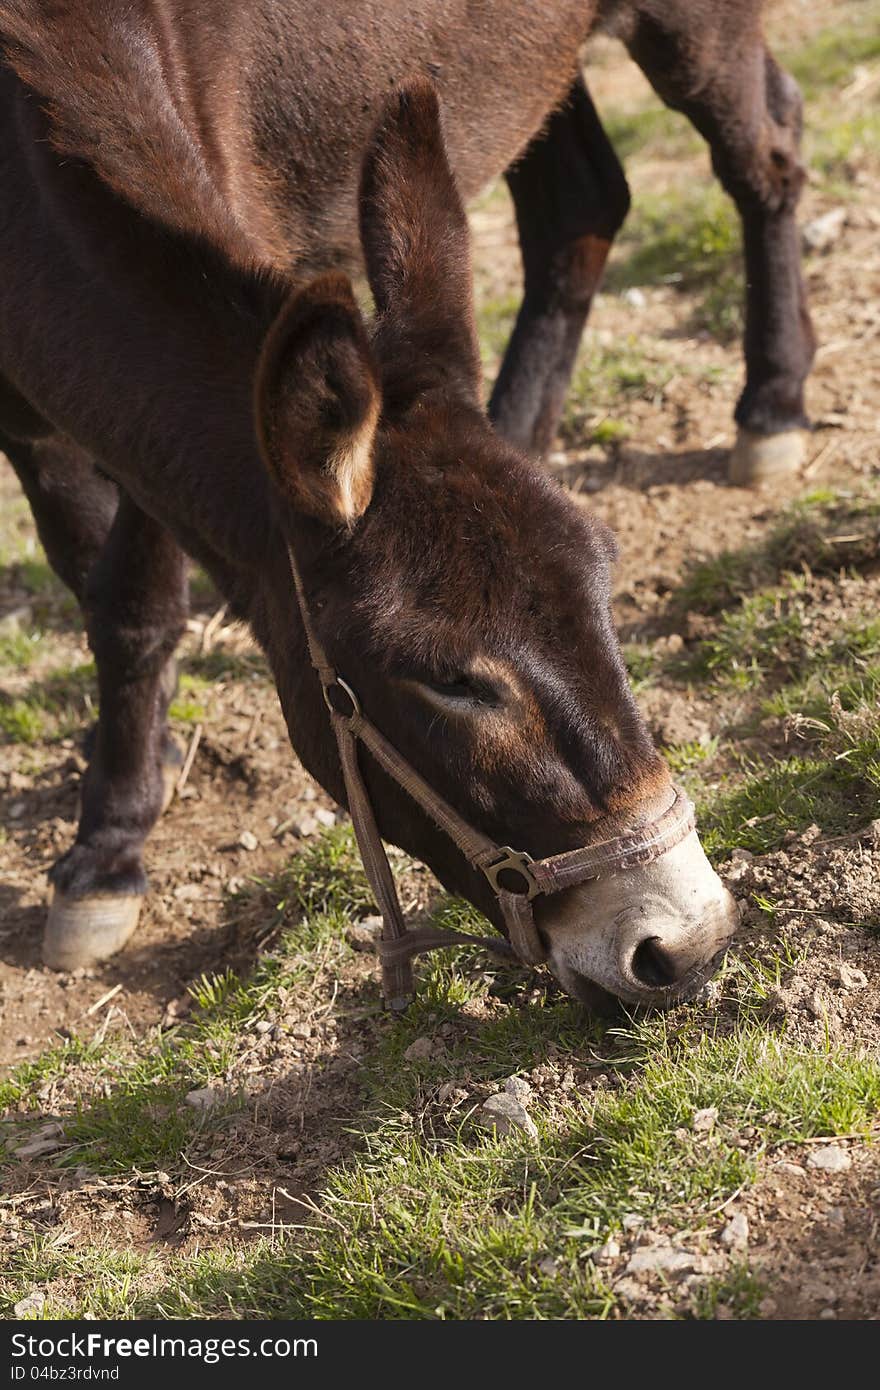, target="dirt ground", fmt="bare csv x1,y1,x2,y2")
1,0,879,1320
